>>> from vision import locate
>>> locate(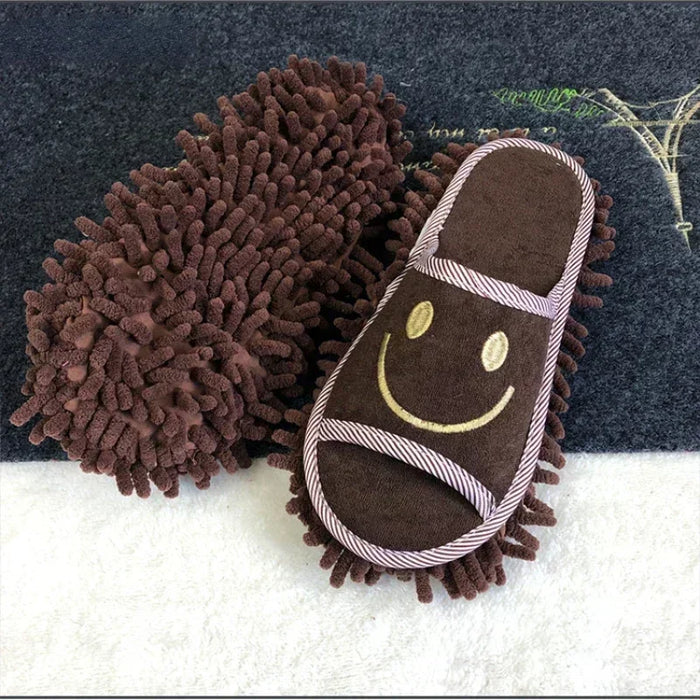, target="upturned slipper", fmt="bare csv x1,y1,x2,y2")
9,55,410,498
302,138,597,574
